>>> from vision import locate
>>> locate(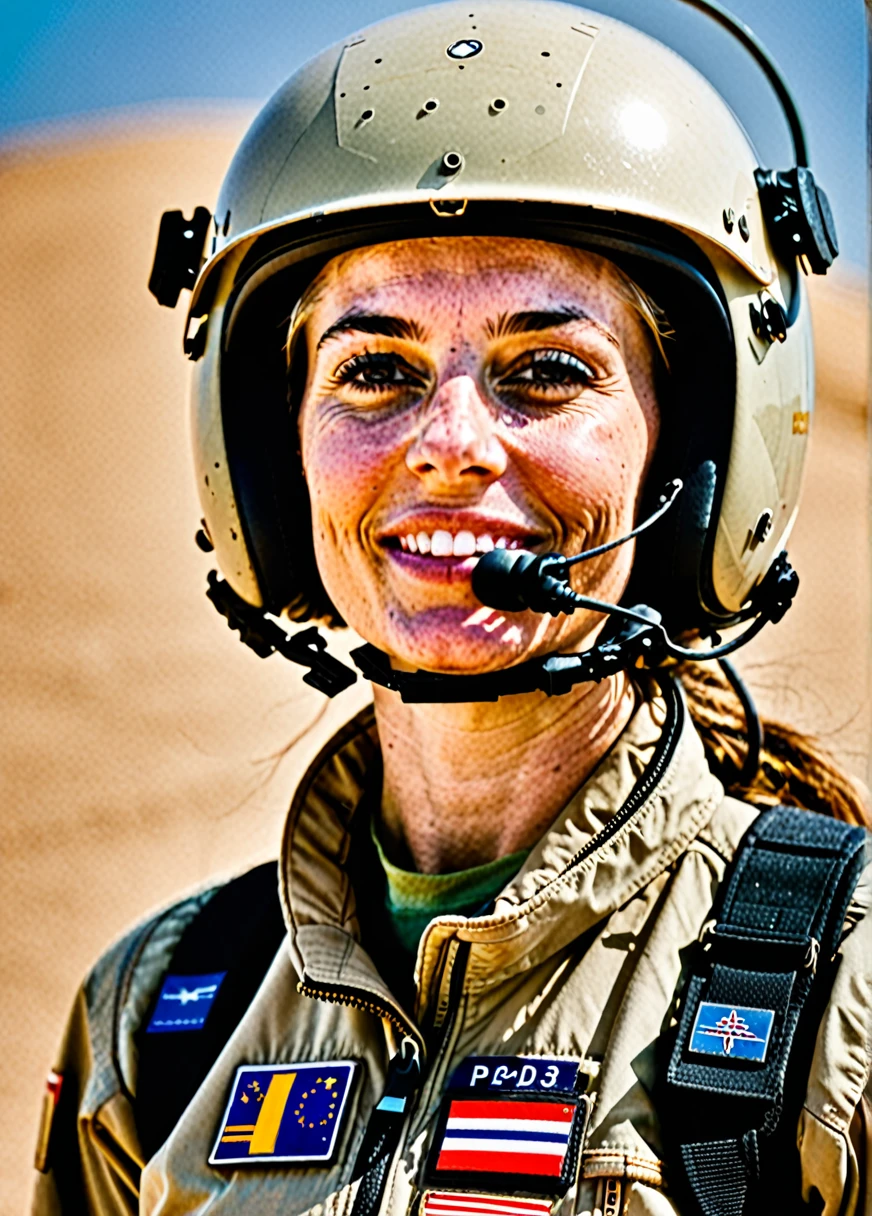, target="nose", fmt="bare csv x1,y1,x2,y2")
406,375,507,487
